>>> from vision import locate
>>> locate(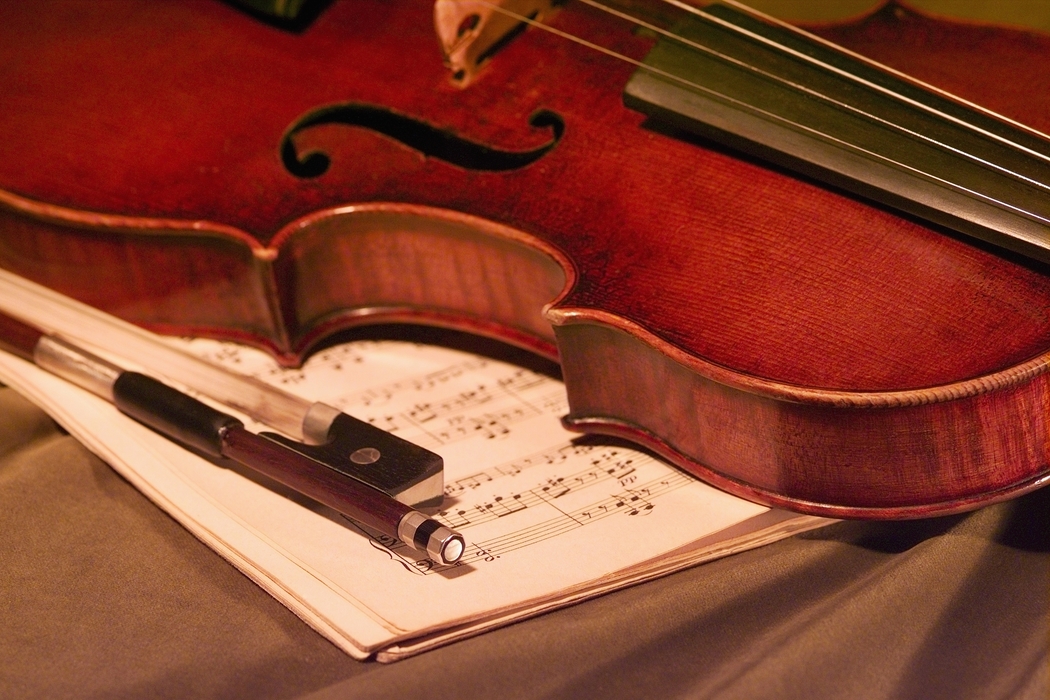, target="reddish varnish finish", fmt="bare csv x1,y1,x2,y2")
2,1,1050,518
